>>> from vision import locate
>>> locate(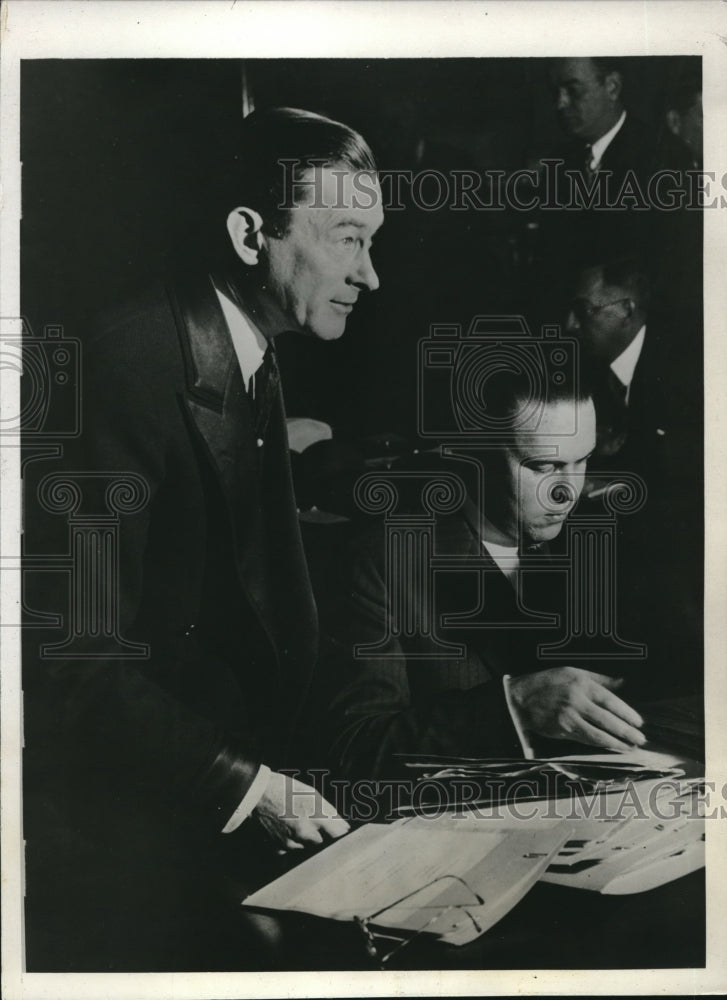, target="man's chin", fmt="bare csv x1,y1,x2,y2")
531,518,568,542
303,312,348,341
